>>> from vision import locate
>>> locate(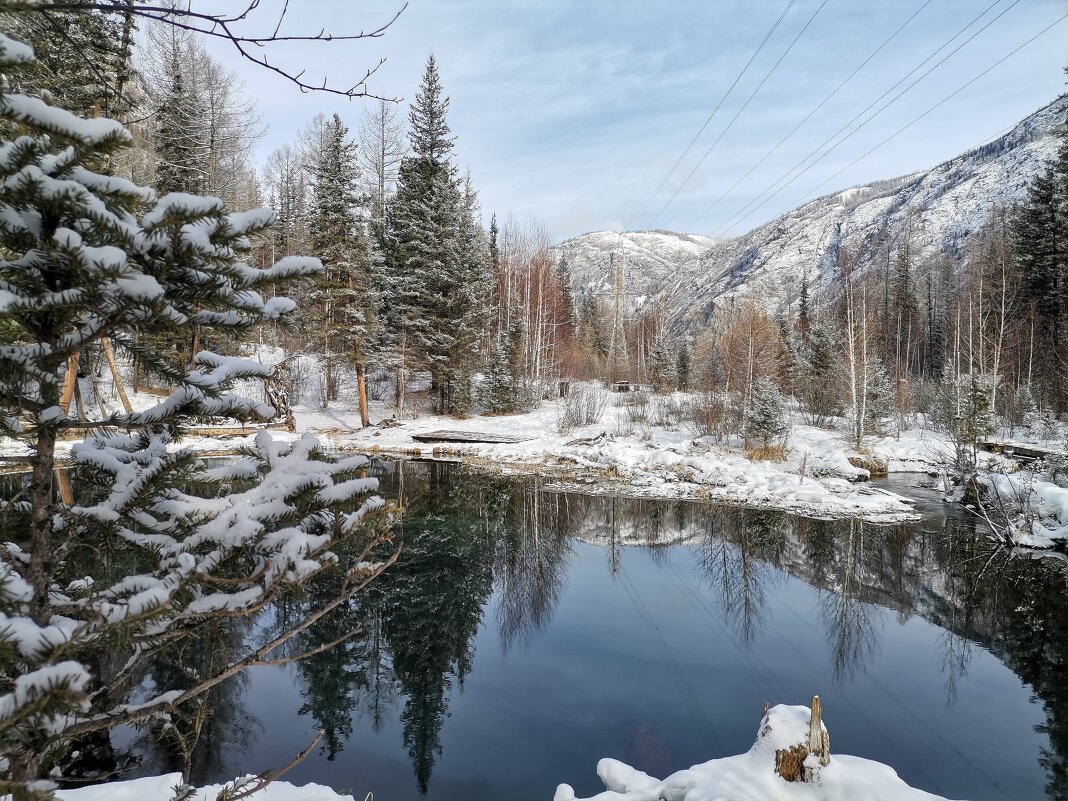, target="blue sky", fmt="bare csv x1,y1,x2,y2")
204,0,1068,241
